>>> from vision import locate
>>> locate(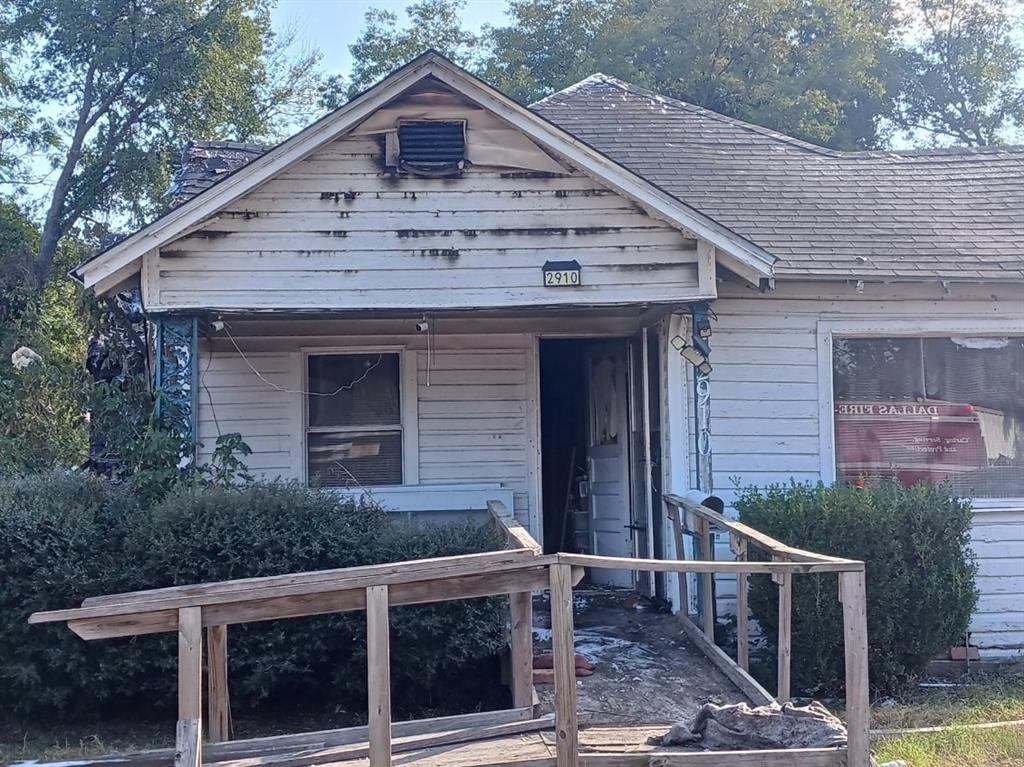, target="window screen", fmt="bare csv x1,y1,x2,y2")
833,337,1024,498
307,353,402,487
